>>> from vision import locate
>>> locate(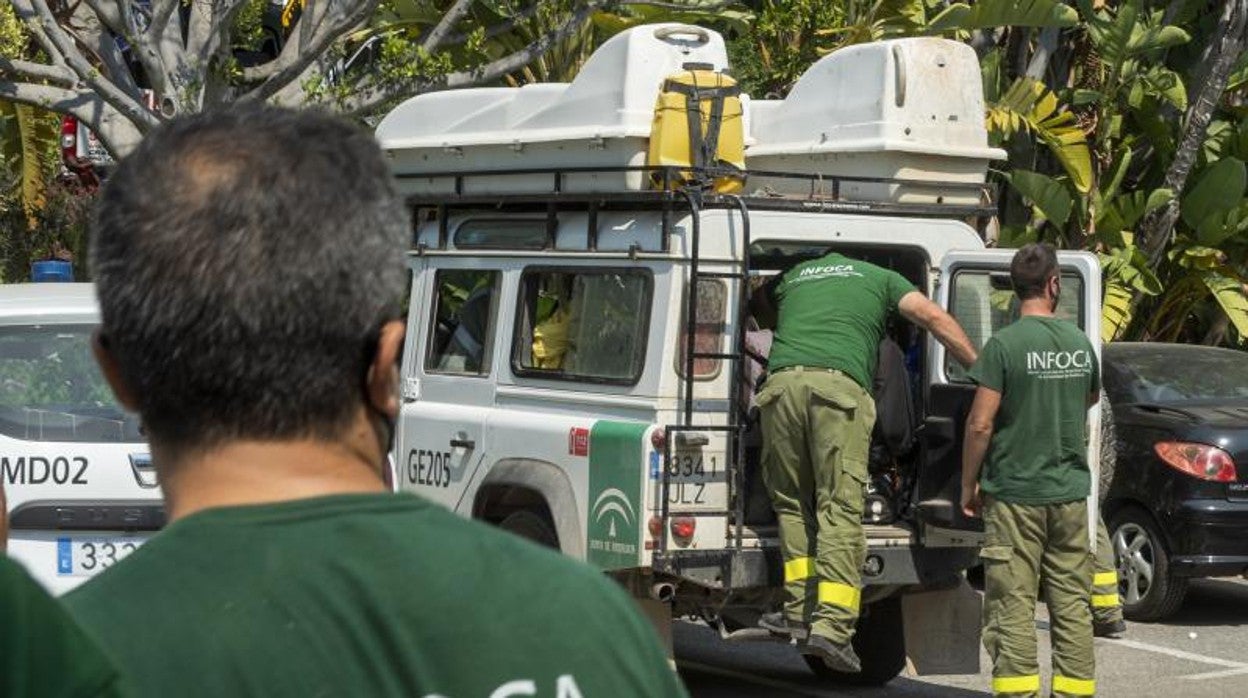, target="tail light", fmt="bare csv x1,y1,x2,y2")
650,428,666,451
60,116,78,158
670,516,696,547
1154,442,1237,482
647,515,662,538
